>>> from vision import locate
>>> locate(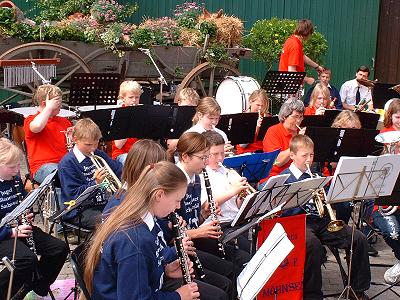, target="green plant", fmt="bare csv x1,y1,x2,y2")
203,43,229,65
244,17,328,71
100,22,131,57
139,17,182,47
173,2,203,29
0,7,14,26
129,27,154,48
33,0,95,22
90,0,138,24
